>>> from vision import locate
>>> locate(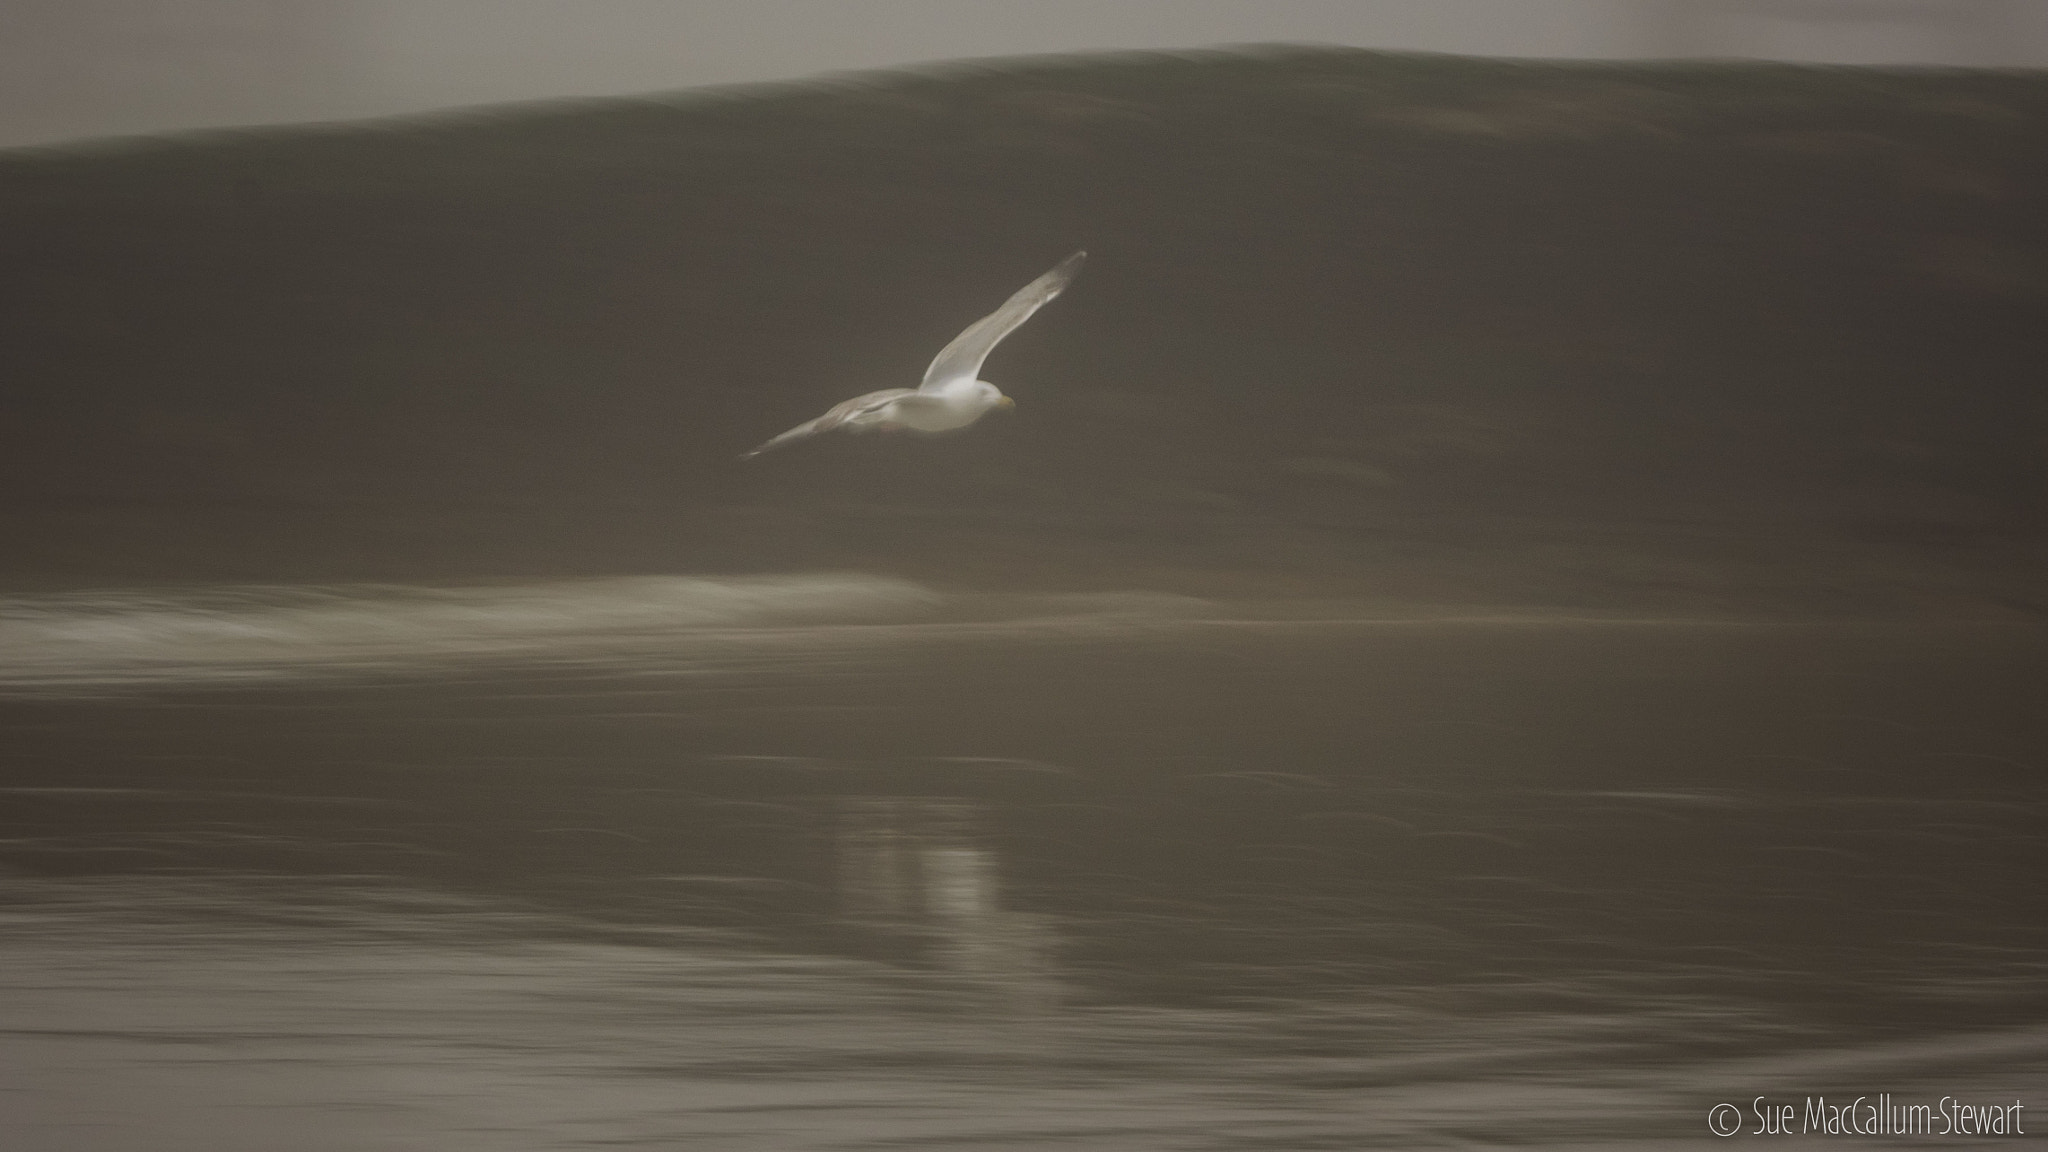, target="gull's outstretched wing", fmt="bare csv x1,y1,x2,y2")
919,250,1085,392
740,388,916,459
